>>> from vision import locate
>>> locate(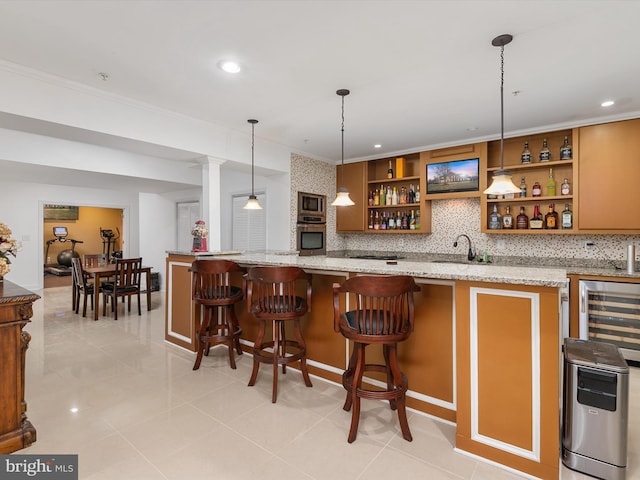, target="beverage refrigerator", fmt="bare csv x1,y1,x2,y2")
578,279,640,363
